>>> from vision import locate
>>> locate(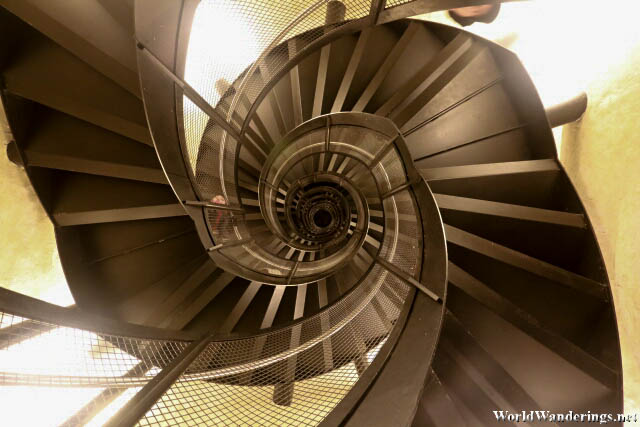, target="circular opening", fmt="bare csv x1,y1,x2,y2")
313,209,332,228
